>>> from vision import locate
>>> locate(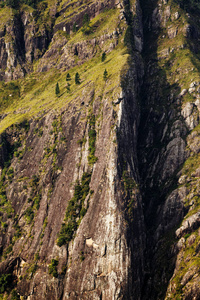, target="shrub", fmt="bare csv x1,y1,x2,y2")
24,207,34,223
66,73,71,81
48,259,58,278
11,289,20,300
0,274,12,293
